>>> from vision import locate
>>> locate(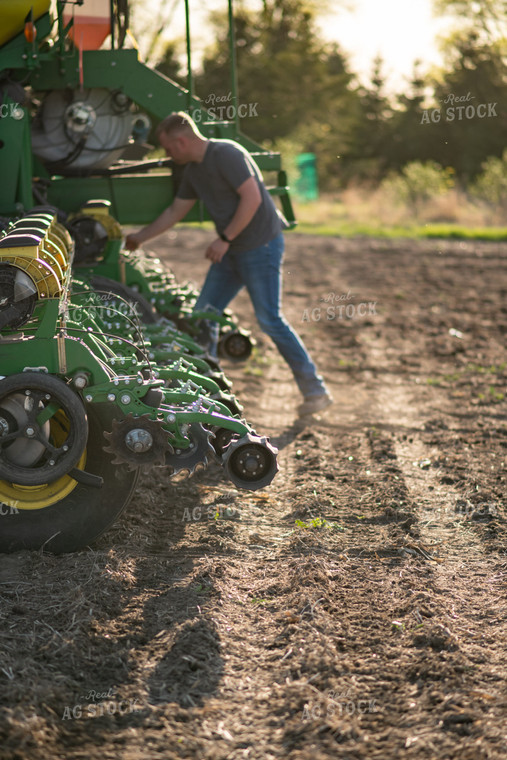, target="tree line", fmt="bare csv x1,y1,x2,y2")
151,0,507,193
